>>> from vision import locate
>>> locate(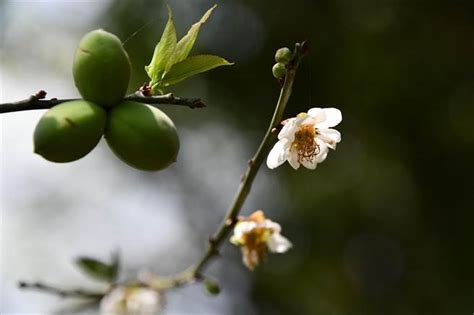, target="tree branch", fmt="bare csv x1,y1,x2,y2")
18,281,106,300
146,41,309,289
16,41,308,298
0,92,205,114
